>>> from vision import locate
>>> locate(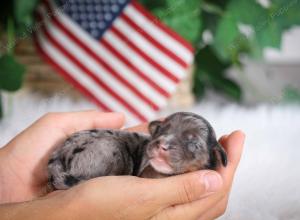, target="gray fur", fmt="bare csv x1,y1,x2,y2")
48,112,227,190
